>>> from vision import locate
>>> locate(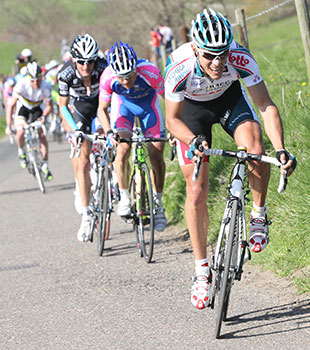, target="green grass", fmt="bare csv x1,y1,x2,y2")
163,14,310,293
